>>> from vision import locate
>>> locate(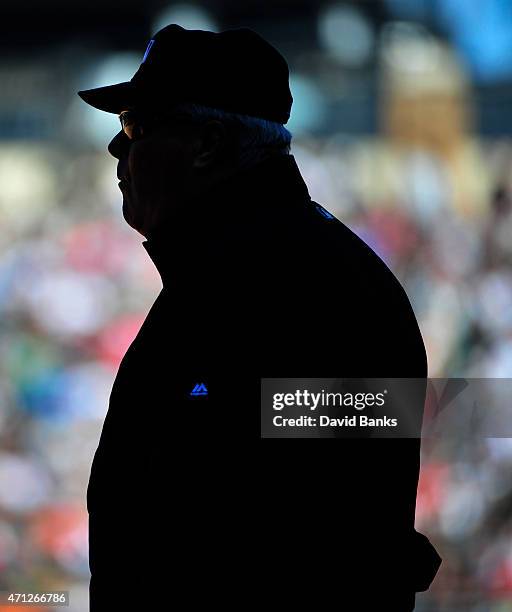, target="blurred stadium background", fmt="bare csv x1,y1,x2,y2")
1,0,512,610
